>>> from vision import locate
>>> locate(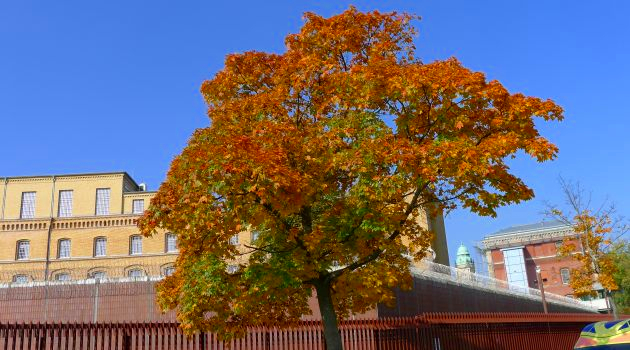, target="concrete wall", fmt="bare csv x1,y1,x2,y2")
0,273,594,324
378,274,593,317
